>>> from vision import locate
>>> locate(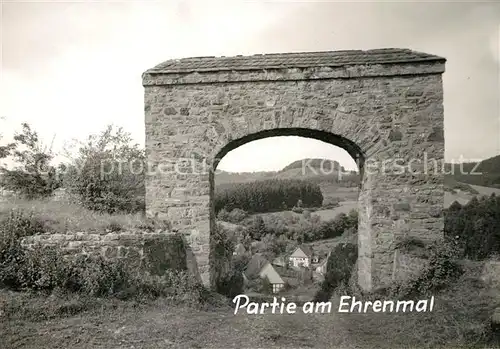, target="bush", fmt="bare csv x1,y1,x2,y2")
214,268,244,299
217,208,230,222
390,239,464,298
0,210,47,289
314,242,358,302
210,223,236,291
445,193,500,260
0,210,206,302
217,208,248,224
227,208,248,223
